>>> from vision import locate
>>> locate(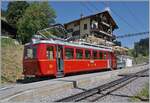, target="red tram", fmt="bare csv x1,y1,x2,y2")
23,40,117,78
